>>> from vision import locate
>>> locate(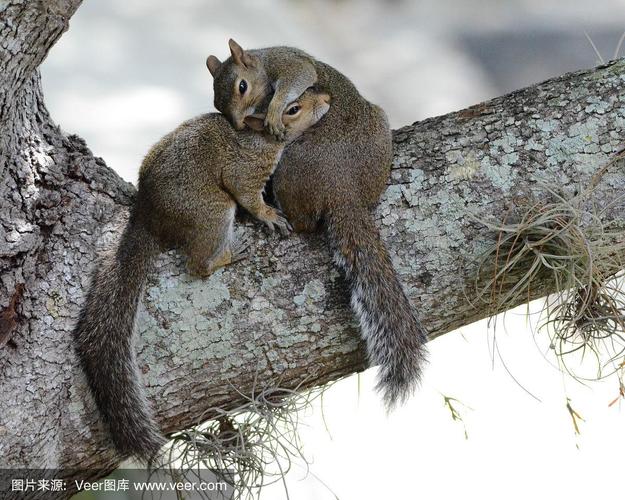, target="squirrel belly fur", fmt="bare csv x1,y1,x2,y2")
73,92,330,460
208,40,429,409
